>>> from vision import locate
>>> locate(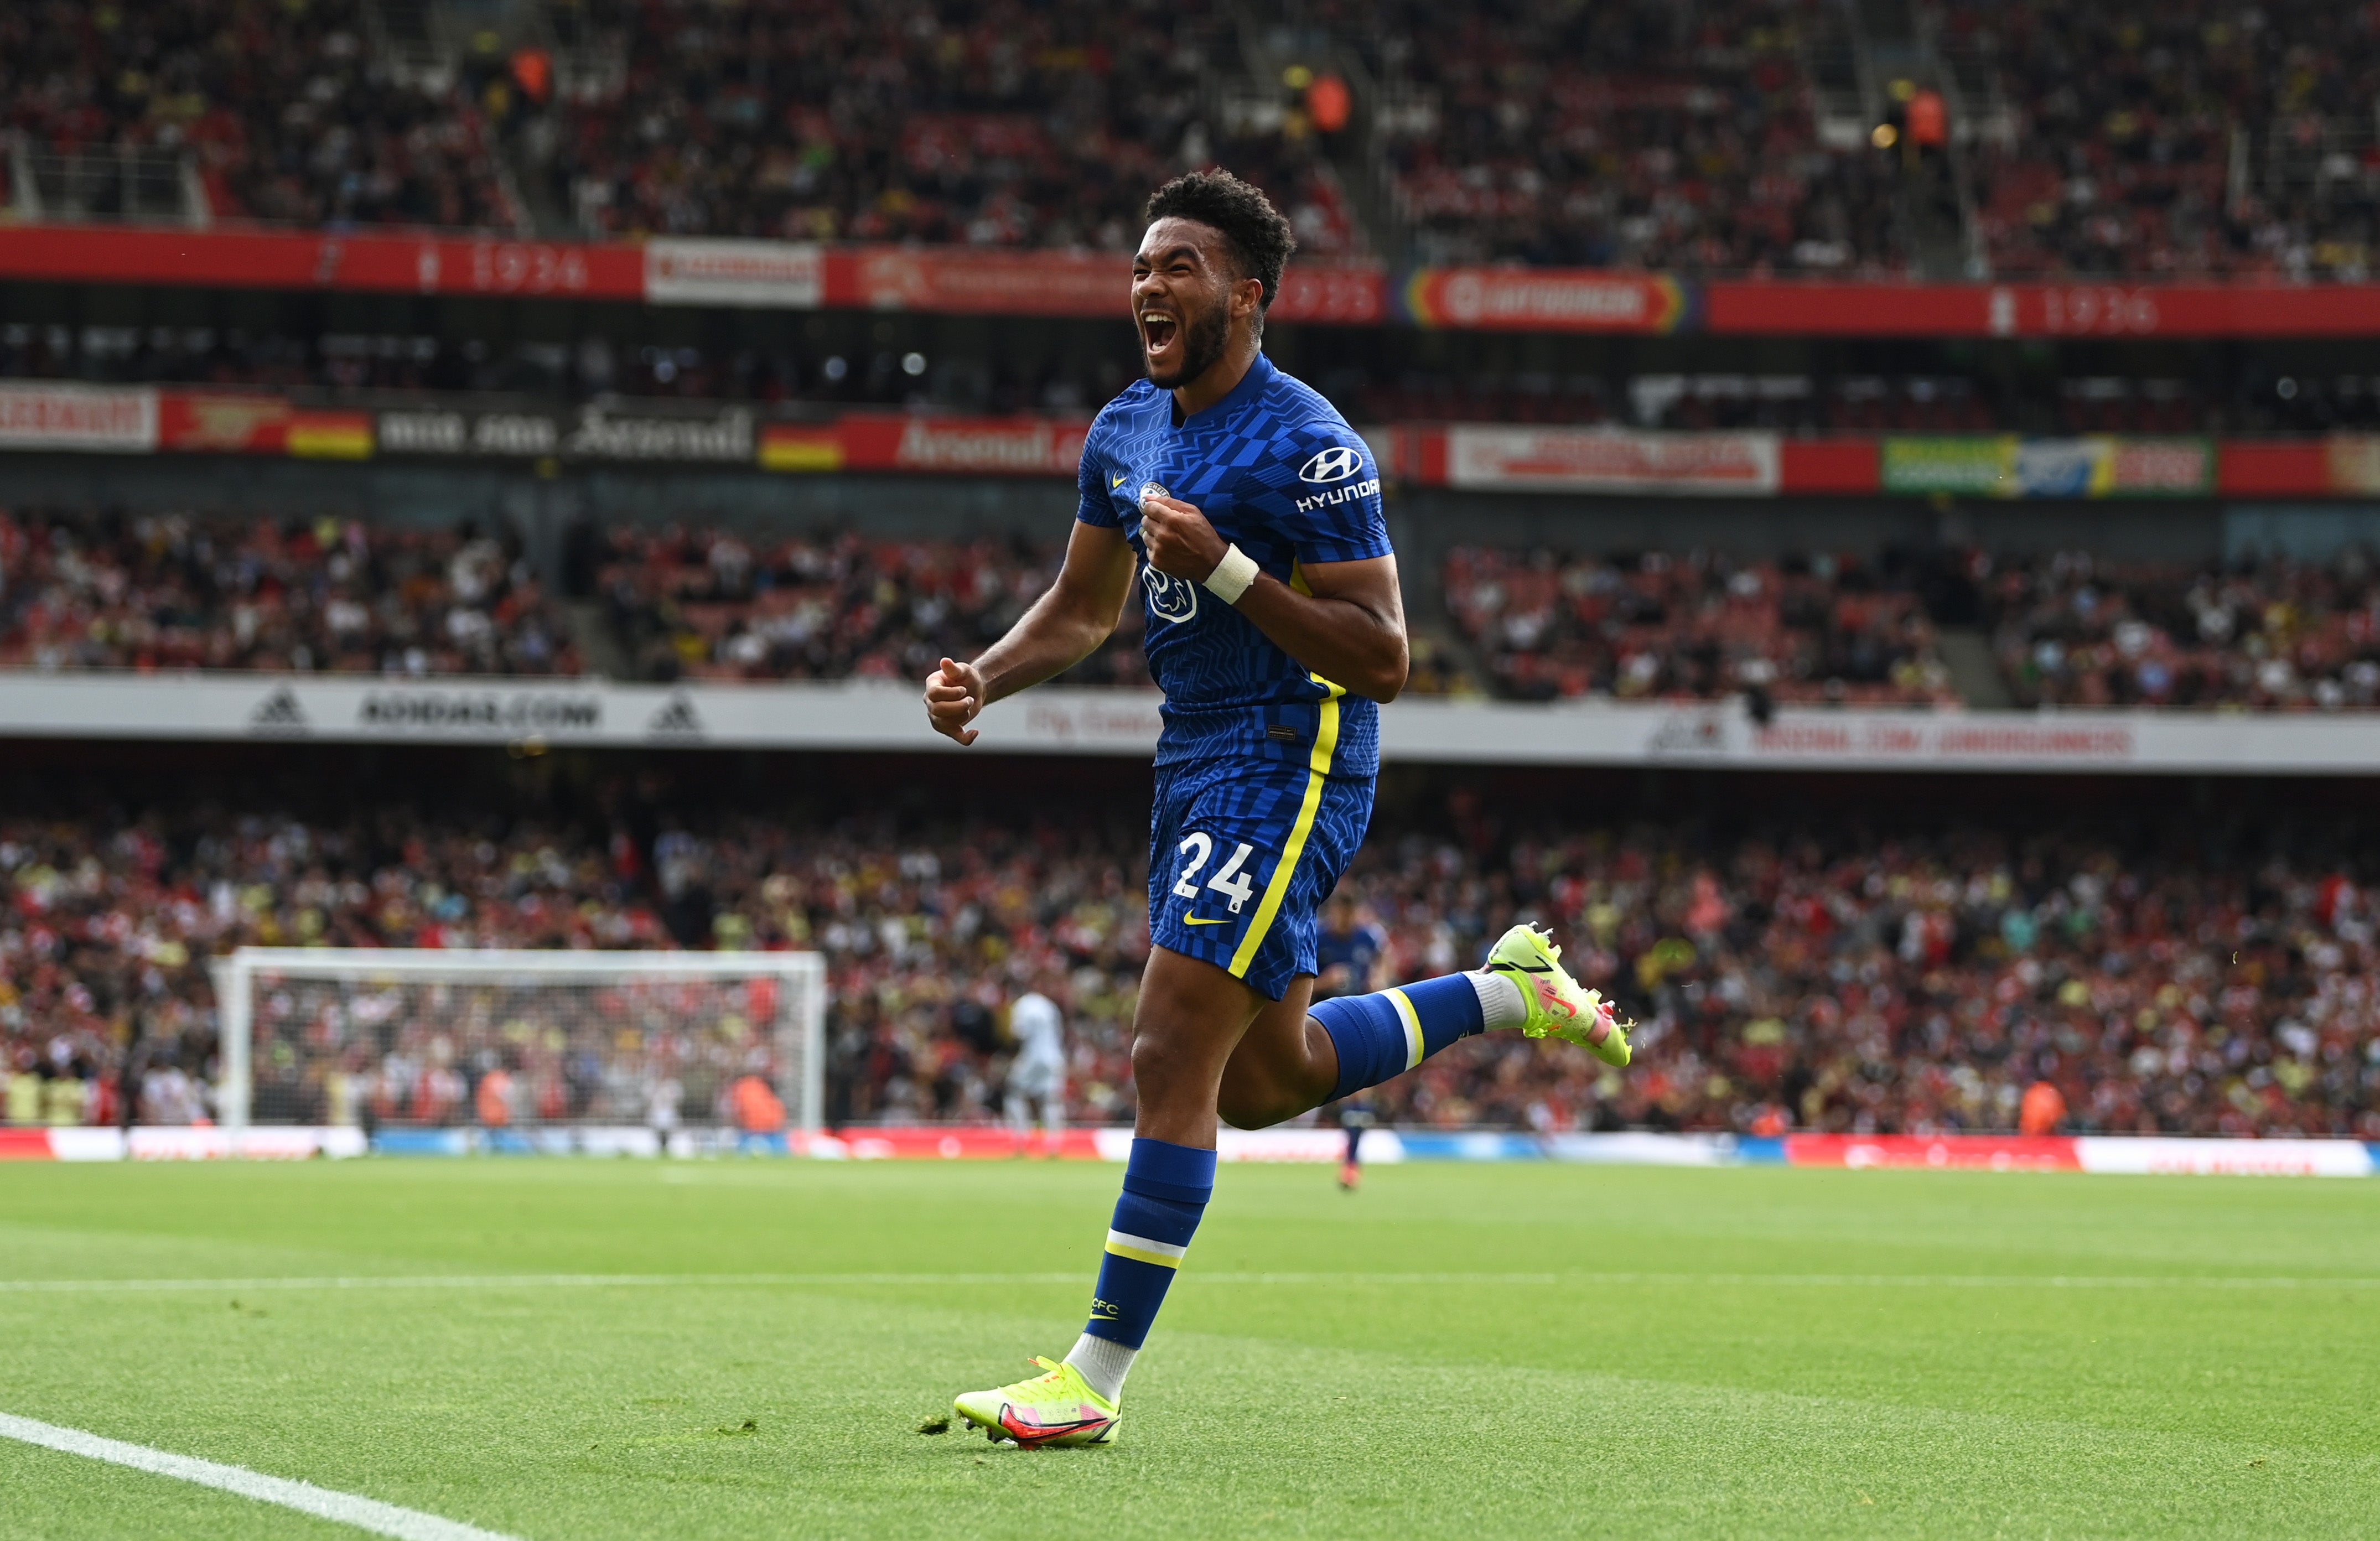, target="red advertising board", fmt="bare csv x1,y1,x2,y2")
1402,268,1692,332
1783,1134,2083,1171
158,392,371,457
9,222,2380,336
1705,278,2380,338
0,224,642,299
821,246,1385,322
760,413,1090,476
